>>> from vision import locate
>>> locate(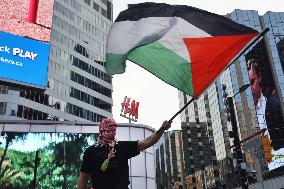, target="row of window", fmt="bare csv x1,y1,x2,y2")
70,71,111,97
20,91,49,105
54,1,75,22
67,0,82,13
51,35,105,70
52,17,106,57
53,15,106,55
66,103,104,122
84,0,112,20
70,87,111,112
74,43,89,58
59,0,109,35
17,105,49,120
16,102,105,122
49,60,110,96
72,55,111,83
20,85,111,113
